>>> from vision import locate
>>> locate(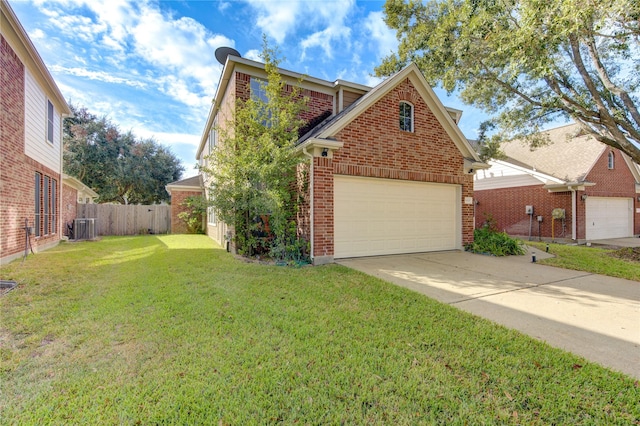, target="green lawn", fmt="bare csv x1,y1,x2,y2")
527,241,640,281
1,236,637,424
